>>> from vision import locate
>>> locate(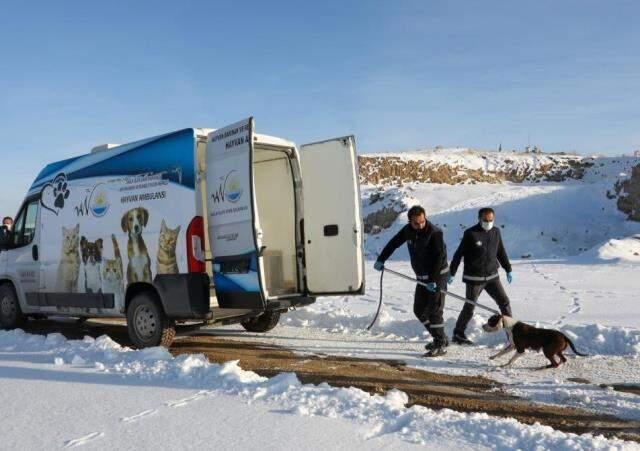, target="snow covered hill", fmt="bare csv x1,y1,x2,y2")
361,149,640,260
